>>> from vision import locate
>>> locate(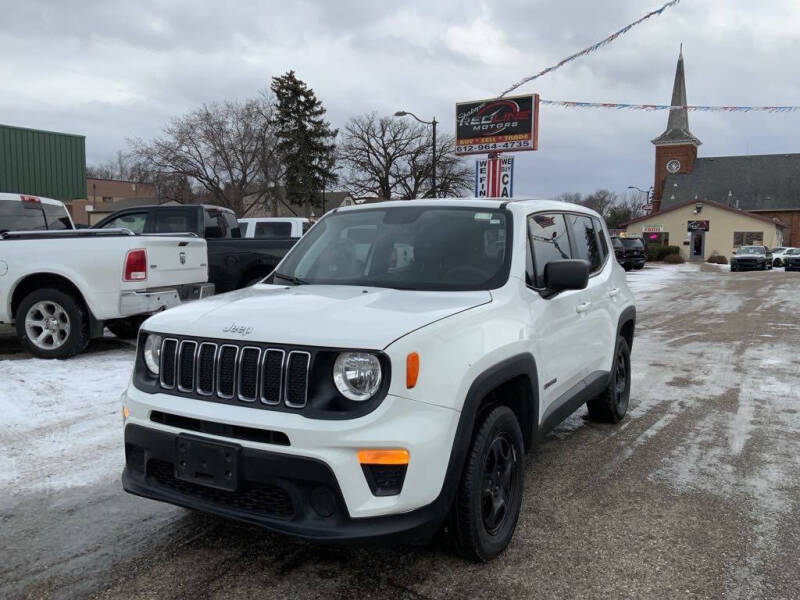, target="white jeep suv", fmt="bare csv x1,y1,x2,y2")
122,199,636,561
